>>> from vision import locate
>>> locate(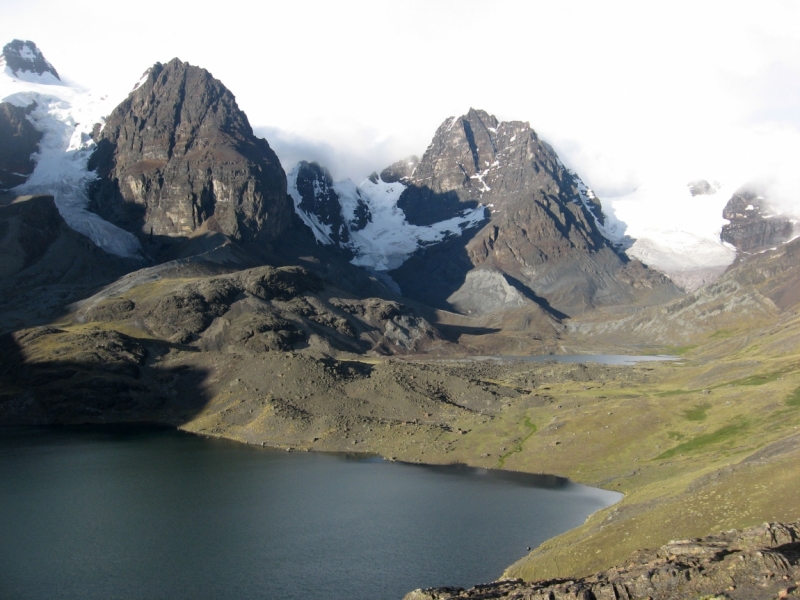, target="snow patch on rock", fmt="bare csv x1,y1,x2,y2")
289,163,487,272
